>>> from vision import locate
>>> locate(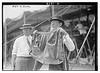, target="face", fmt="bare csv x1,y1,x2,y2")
23,28,32,36
51,20,62,29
